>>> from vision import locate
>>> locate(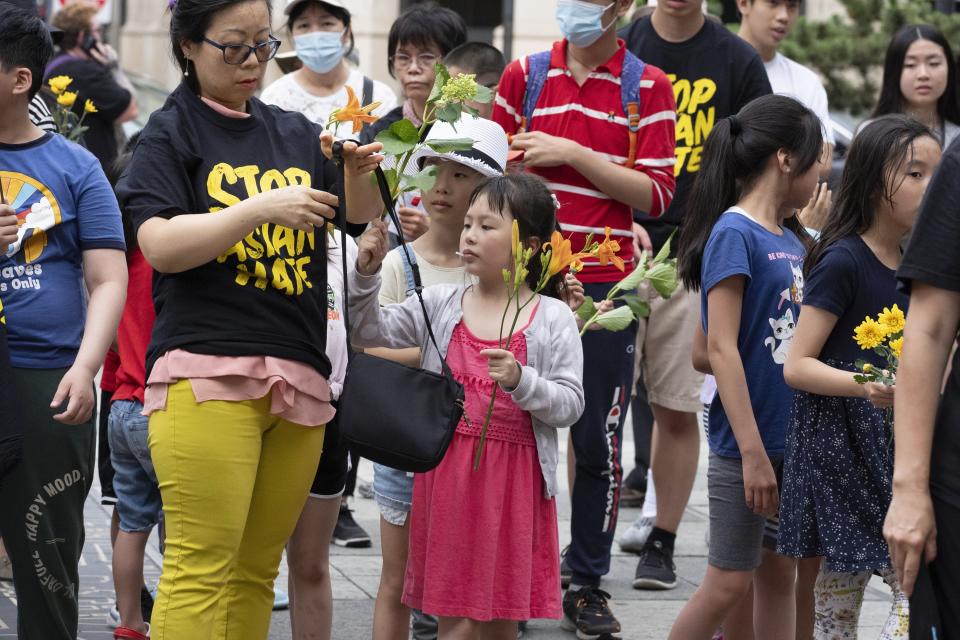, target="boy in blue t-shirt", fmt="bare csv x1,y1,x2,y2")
0,6,127,639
